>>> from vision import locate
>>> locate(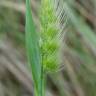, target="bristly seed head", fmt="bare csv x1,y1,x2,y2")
40,0,67,72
